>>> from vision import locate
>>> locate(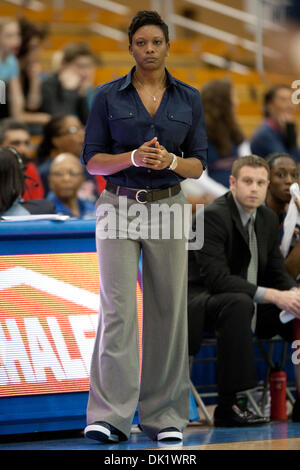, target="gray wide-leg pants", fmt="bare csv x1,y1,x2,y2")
86,189,190,440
